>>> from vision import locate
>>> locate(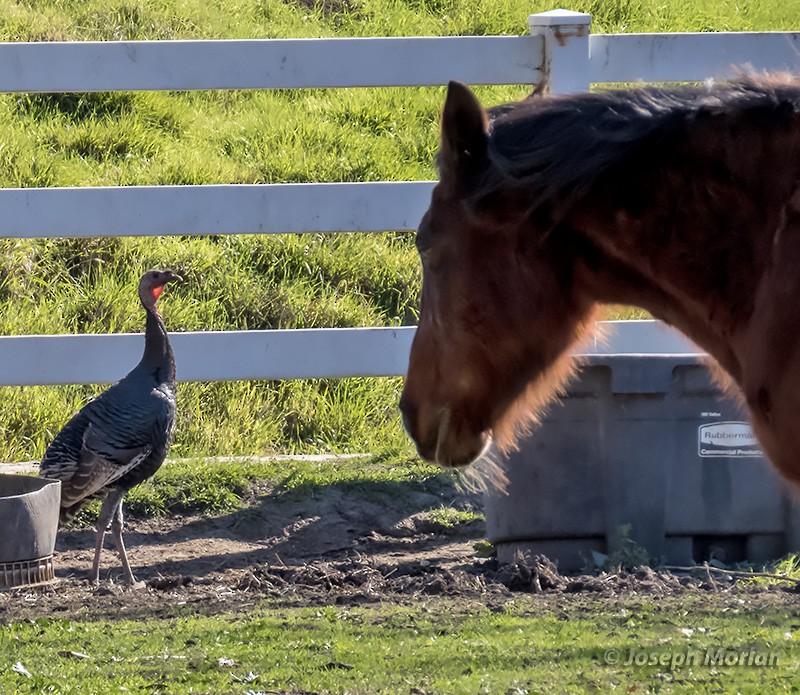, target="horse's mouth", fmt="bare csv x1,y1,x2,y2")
418,408,492,468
